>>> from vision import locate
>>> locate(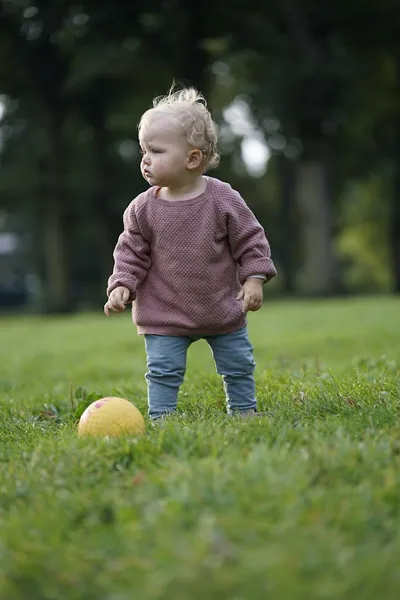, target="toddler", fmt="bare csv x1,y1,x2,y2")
104,86,277,420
